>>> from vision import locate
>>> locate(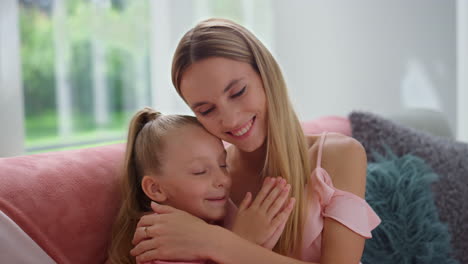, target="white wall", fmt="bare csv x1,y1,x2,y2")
457,0,468,141
150,0,196,115
272,1,457,133
0,0,24,157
